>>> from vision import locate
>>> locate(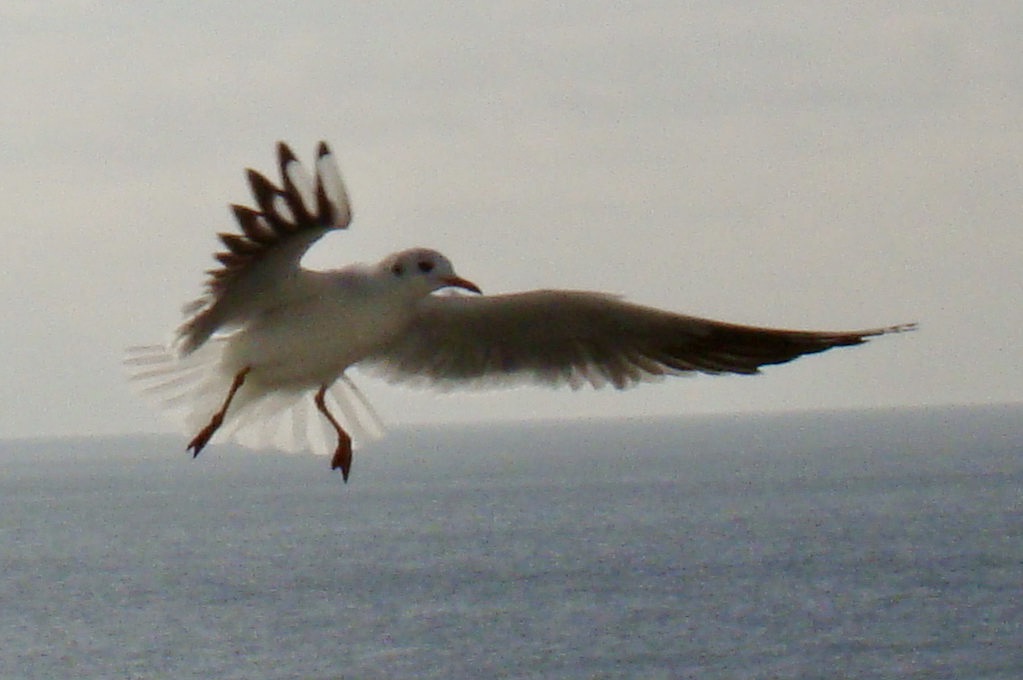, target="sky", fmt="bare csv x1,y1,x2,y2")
2,1,1021,440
